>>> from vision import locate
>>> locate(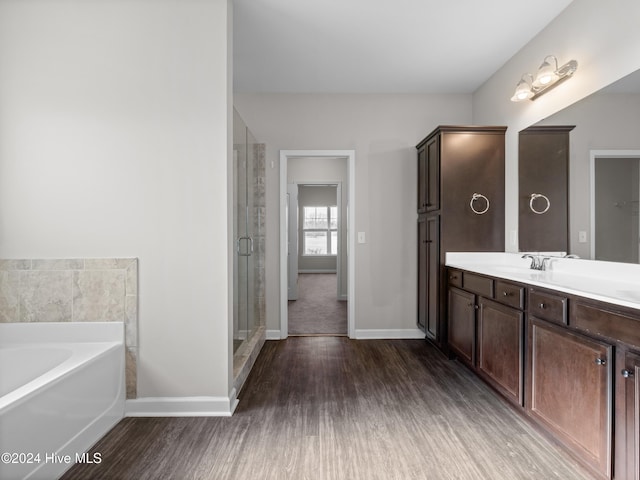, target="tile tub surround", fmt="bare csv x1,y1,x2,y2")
446,252,640,310
0,258,138,398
